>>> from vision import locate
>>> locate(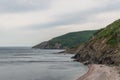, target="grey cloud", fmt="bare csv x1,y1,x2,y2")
93,1,120,13
1,0,120,46
23,13,91,30
30,1,120,29
20,0,120,30
0,0,53,13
